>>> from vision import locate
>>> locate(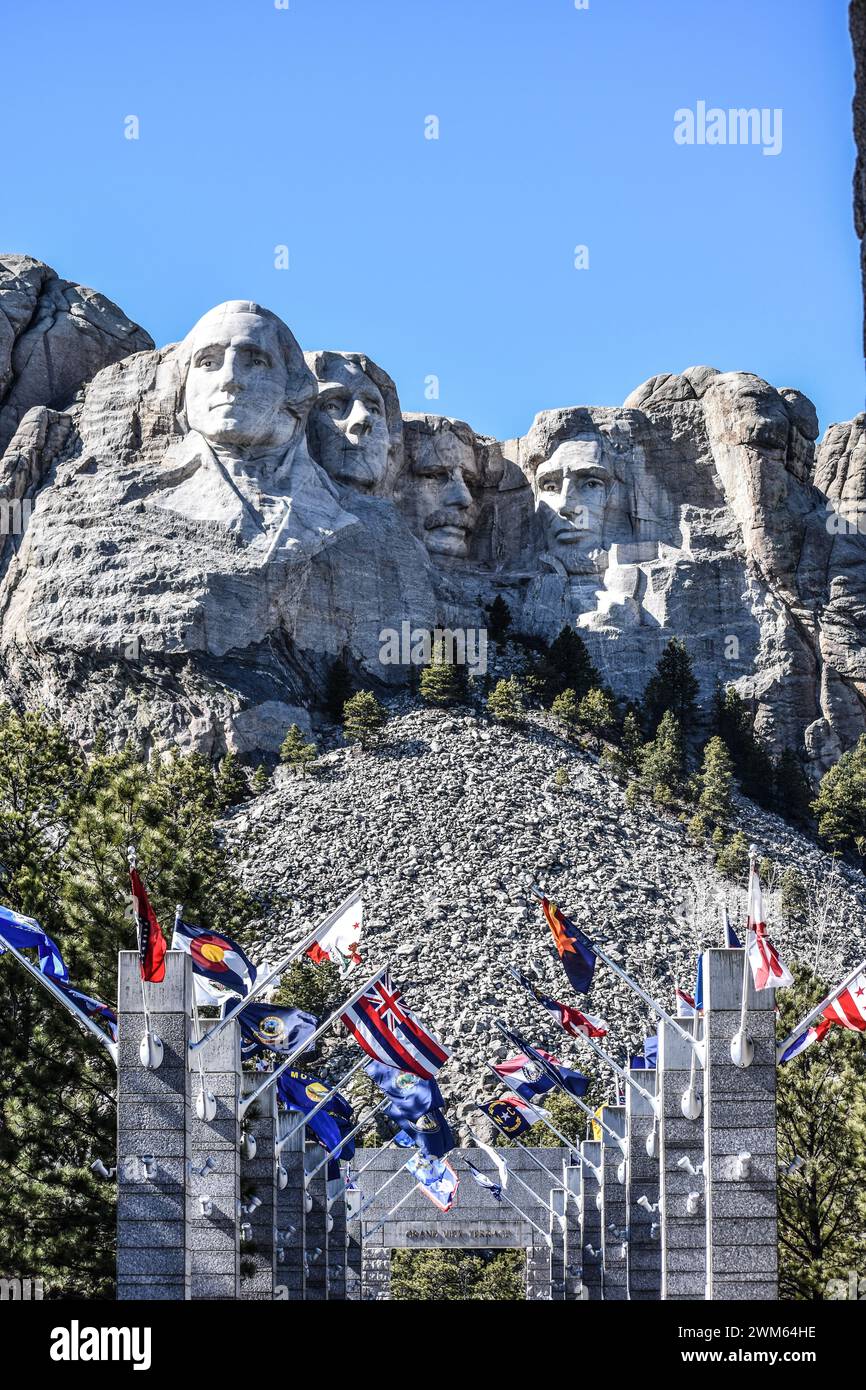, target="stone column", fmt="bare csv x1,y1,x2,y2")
525,1236,552,1300
326,1172,347,1300
703,948,778,1300
303,1143,328,1300
549,1183,566,1300
238,1074,277,1299
361,1236,391,1300
275,1107,304,1300
578,1140,603,1301
658,1014,706,1300
562,1163,583,1300
186,1019,241,1300
600,1105,628,1301
625,1067,661,1300
116,949,192,1301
